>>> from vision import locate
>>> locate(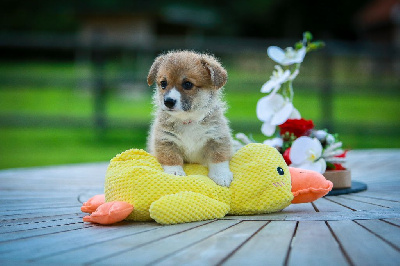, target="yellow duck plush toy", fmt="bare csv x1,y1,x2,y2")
82,143,332,225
